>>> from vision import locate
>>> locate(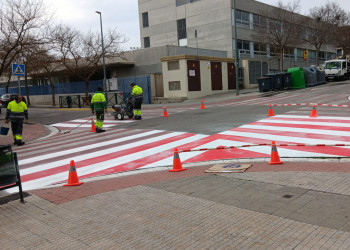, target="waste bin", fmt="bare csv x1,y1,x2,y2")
312,66,326,85
287,67,306,89
258,77,273,92
281,72,292,89
303,67,318,87
265,73,283,90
